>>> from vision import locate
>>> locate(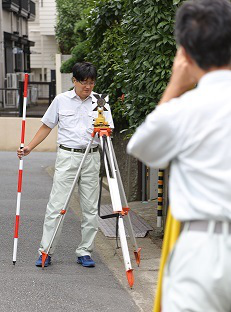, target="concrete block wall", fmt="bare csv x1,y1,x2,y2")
0,117,58,151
